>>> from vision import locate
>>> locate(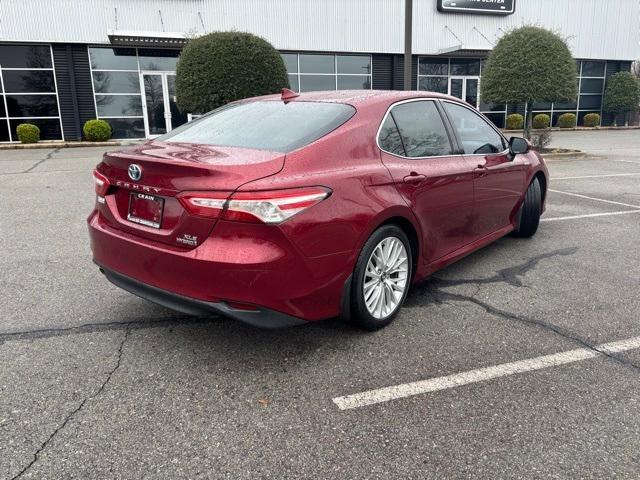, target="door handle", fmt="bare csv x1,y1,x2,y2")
474,164,488,178
403,172,427,184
